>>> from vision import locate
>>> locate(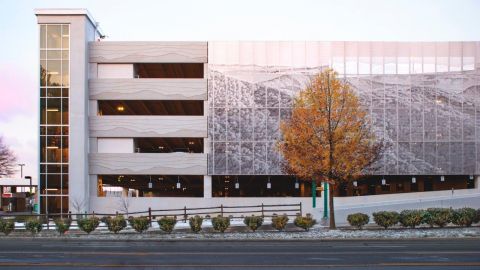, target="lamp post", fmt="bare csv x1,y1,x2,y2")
18,164,25,178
